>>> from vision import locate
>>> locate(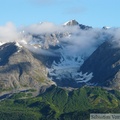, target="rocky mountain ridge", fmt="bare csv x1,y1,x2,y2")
80,40,120,89
0,42,55,95
0,20,120,93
